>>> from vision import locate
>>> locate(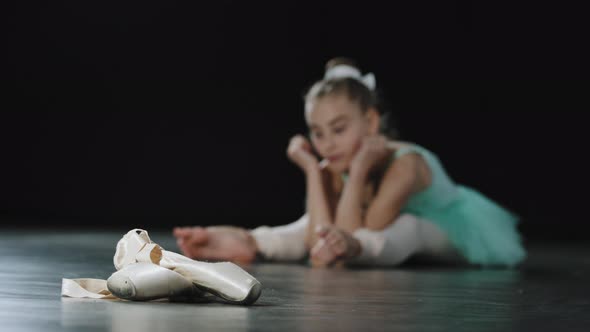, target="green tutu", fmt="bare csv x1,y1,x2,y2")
394,144,526,267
